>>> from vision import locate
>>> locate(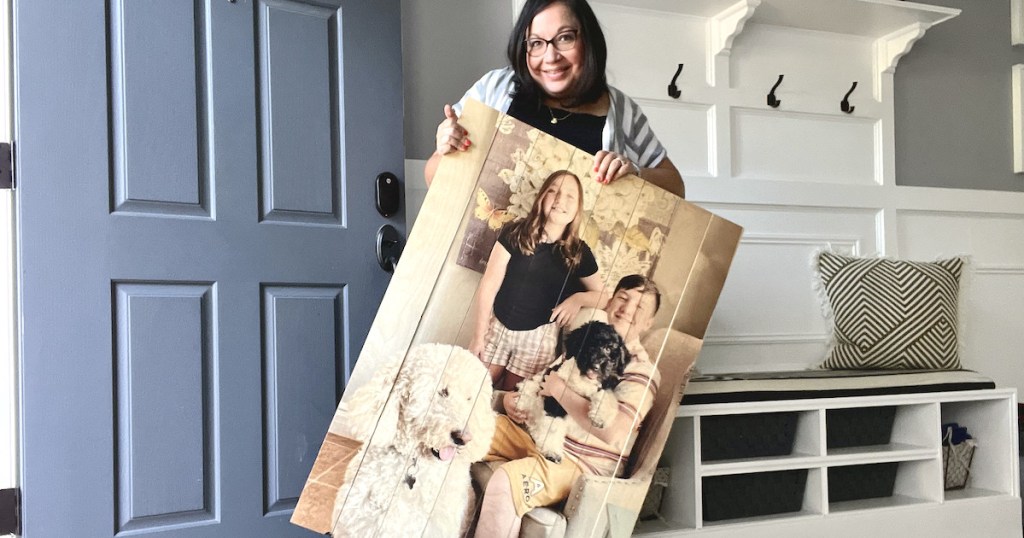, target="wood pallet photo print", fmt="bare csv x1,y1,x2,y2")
291,99,742,537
